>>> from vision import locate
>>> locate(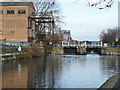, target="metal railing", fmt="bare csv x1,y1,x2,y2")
61,43,102,48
